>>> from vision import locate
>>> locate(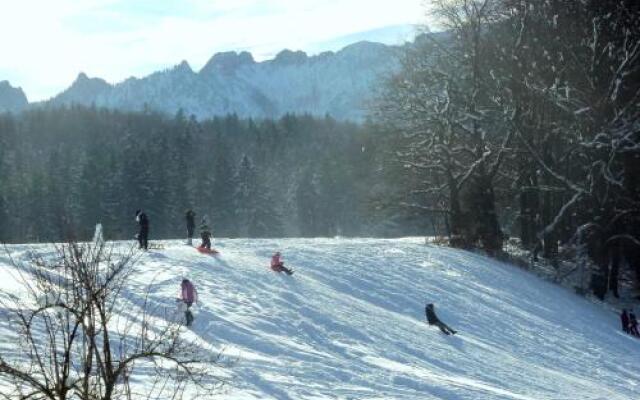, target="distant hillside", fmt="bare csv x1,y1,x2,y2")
0,81,28,113
0,39,409,121
49,41,399,121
